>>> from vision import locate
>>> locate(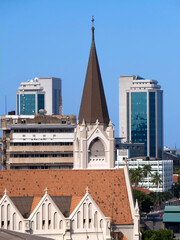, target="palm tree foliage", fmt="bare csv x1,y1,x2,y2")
129,167,143,186
129,165,162,190
142,164,152,178
151,171,162,188
129,165,152,186
151,171,162,206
